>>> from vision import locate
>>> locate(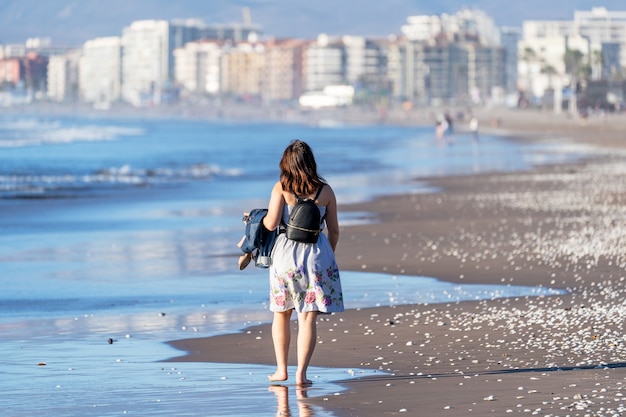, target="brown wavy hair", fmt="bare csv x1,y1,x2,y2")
279,140,326,196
